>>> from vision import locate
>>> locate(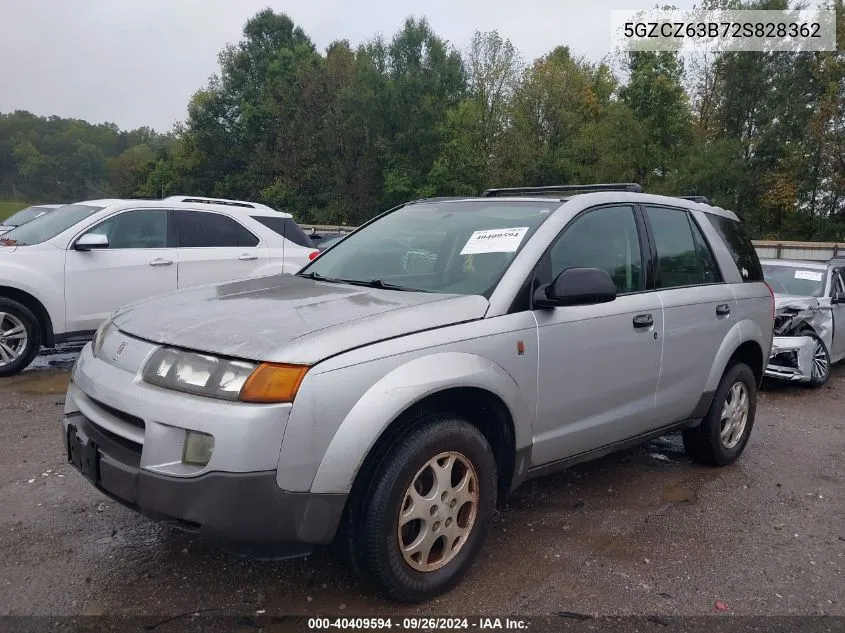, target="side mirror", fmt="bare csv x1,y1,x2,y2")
533,267,617,308
74,233,109,251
